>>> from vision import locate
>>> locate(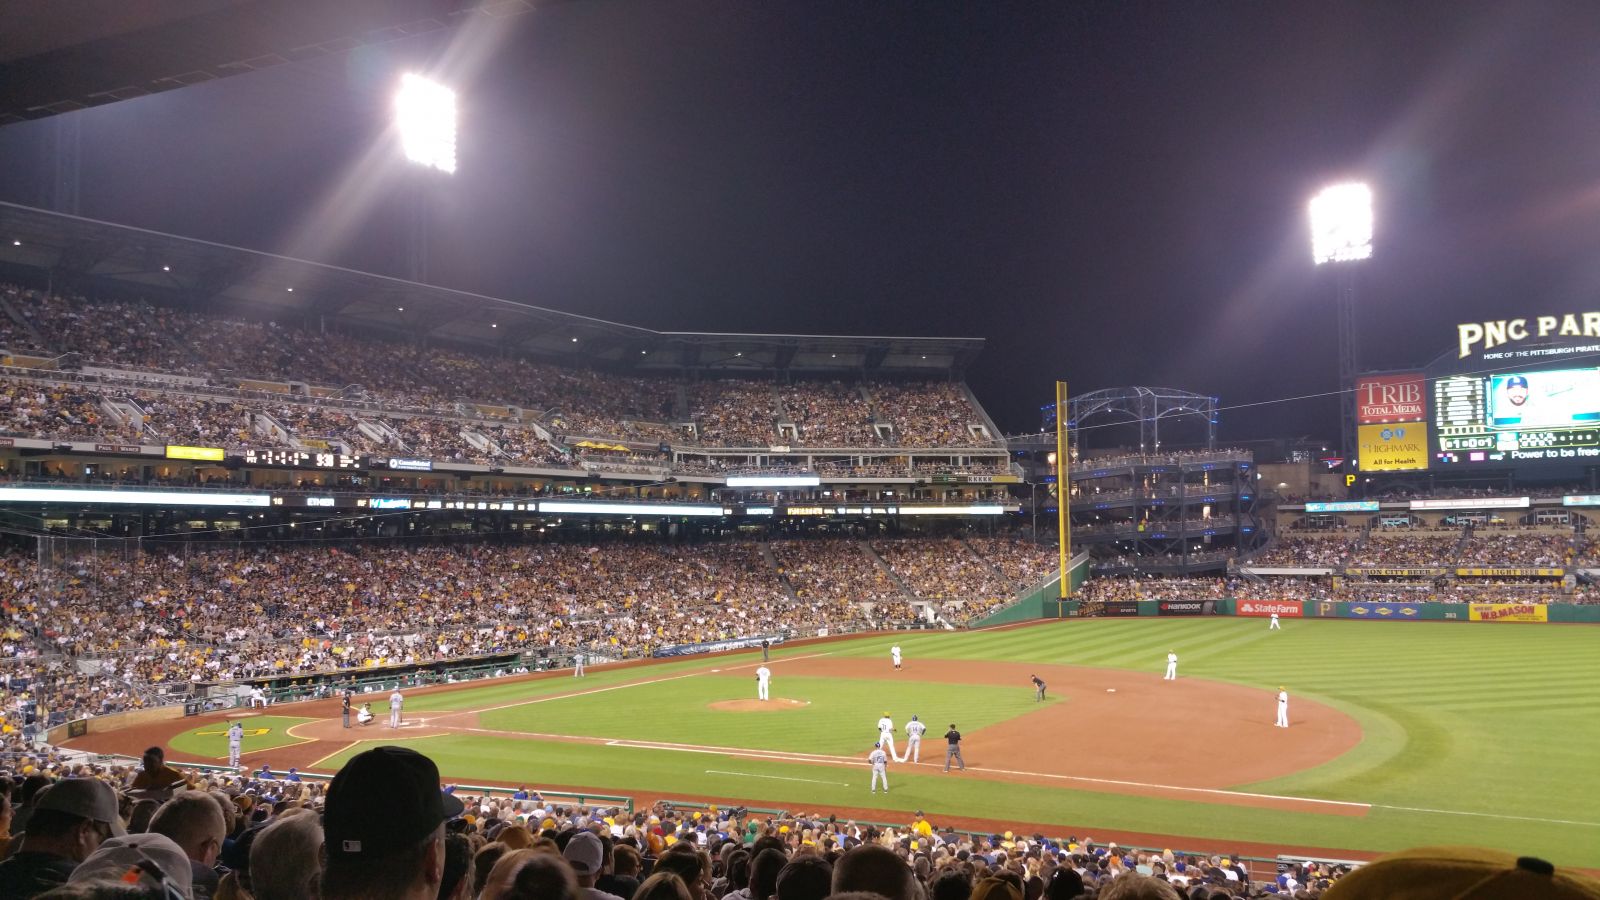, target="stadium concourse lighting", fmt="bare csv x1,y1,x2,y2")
395,73,457,174
1309,182,1373,264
